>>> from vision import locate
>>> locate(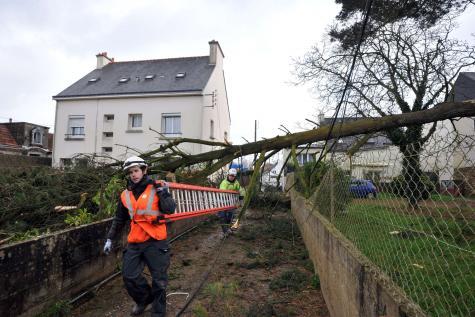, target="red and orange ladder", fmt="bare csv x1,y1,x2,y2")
159,182,240,223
